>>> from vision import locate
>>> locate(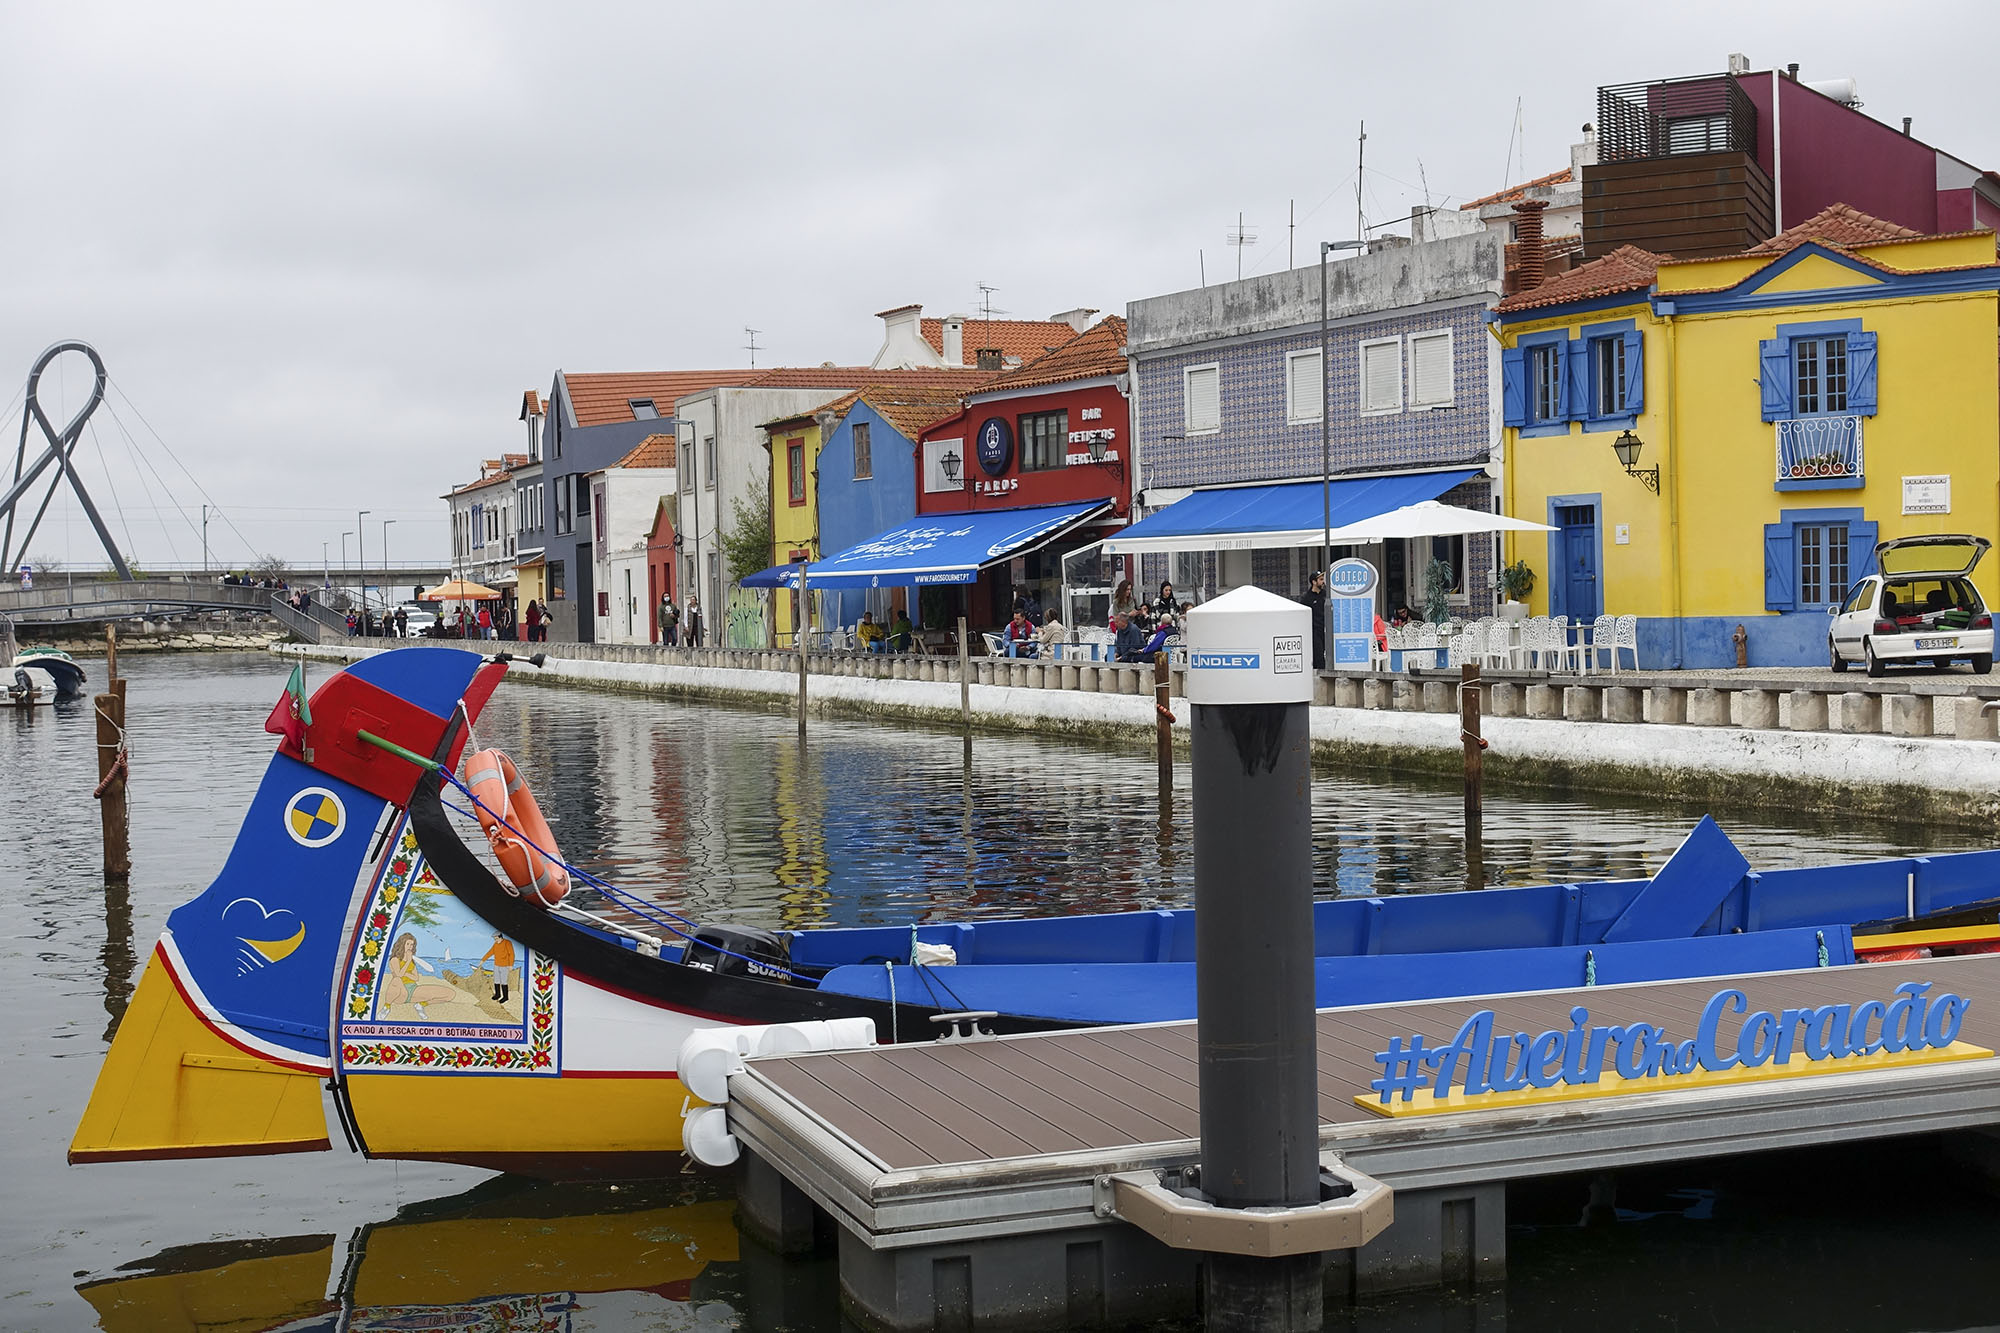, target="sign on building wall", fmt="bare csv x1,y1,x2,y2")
1328,558,1377,667
1903,474,1952,515
923,438,966,494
